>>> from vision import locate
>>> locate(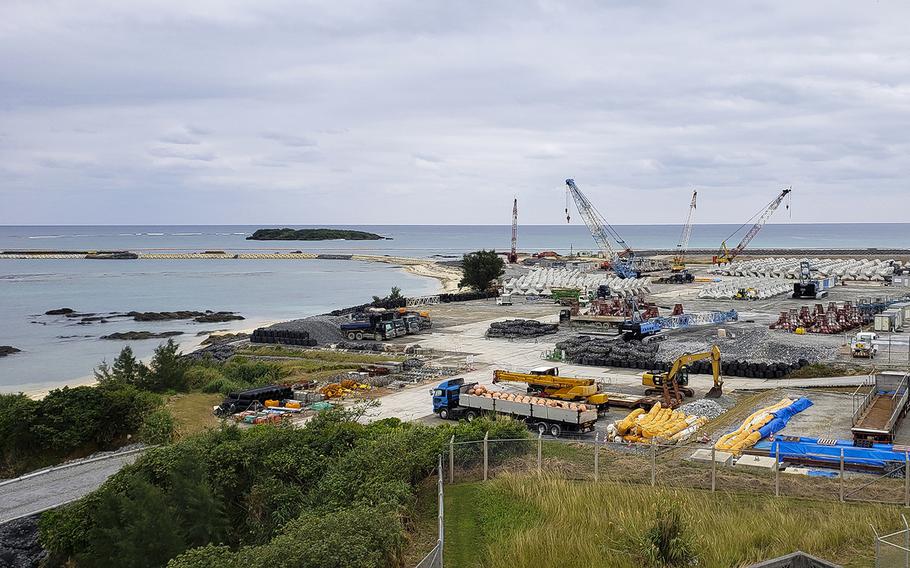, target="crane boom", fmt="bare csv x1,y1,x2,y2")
564,179,637,276
508,197,518,263
672,190,697,272
716,187,791,264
